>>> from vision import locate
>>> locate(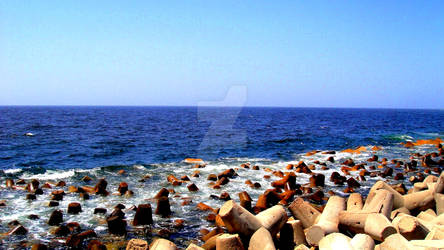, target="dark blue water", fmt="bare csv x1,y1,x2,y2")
0,106,443,170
